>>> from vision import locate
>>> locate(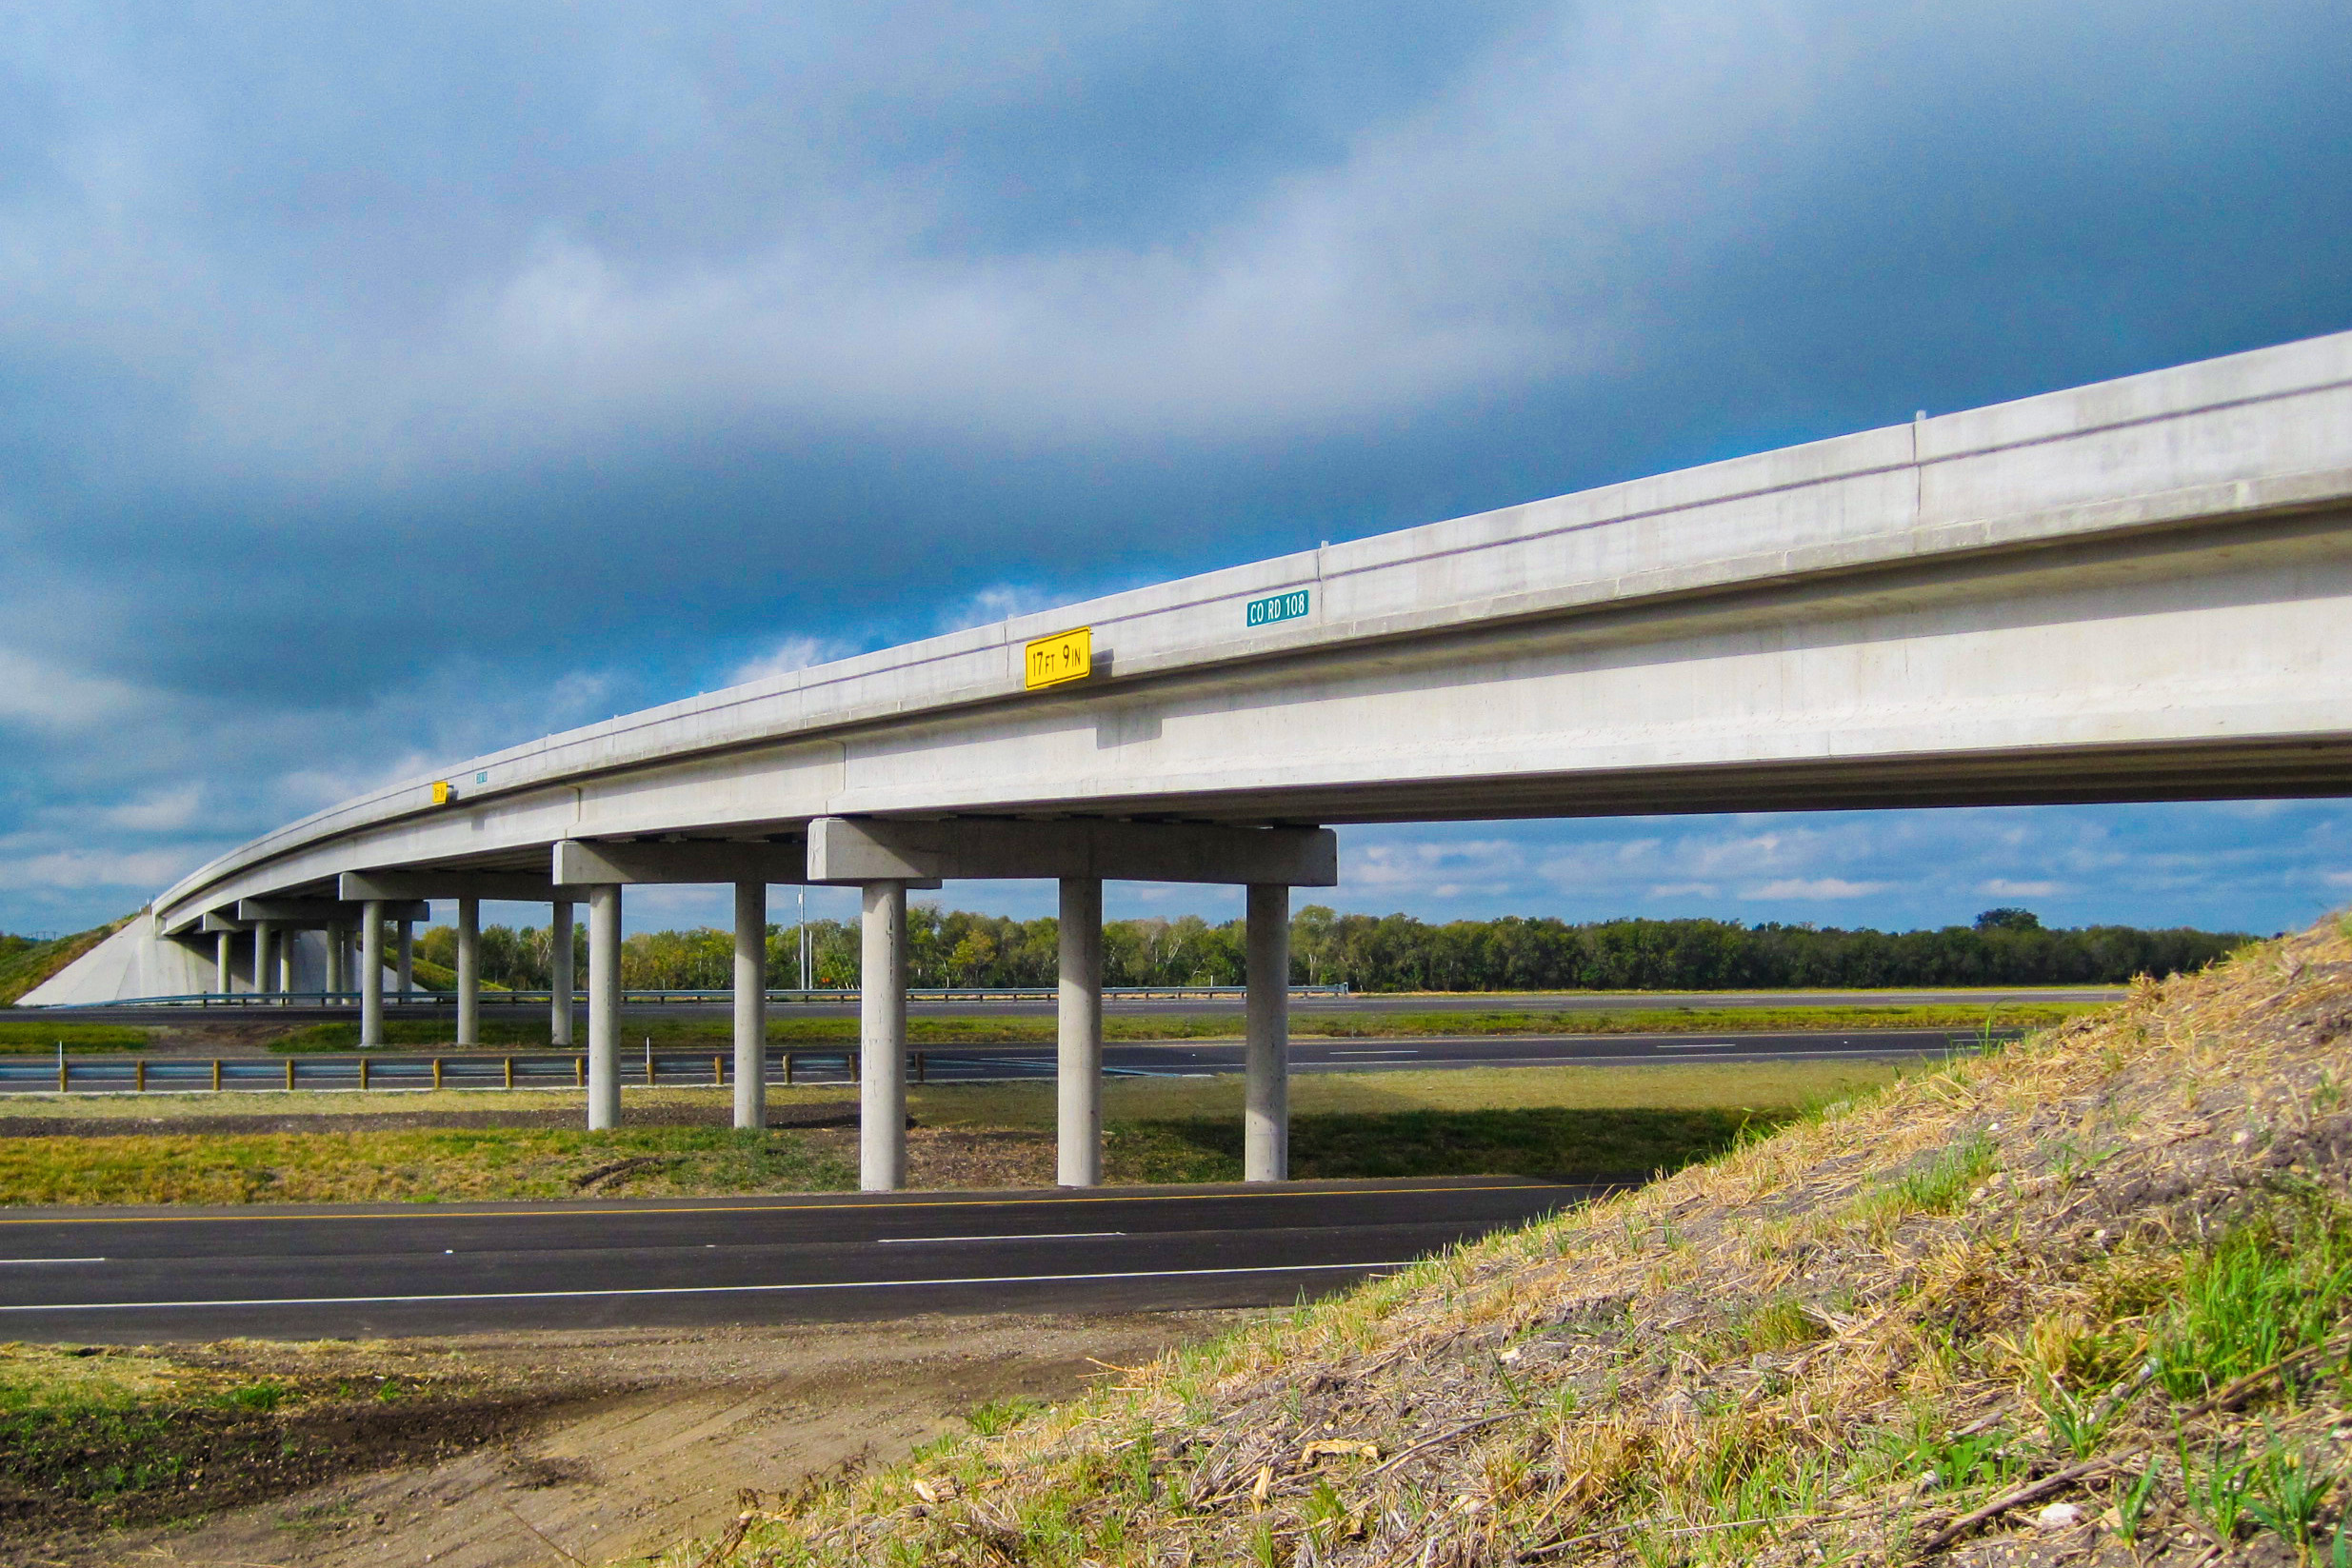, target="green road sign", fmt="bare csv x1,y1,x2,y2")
1246,588,1310,627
